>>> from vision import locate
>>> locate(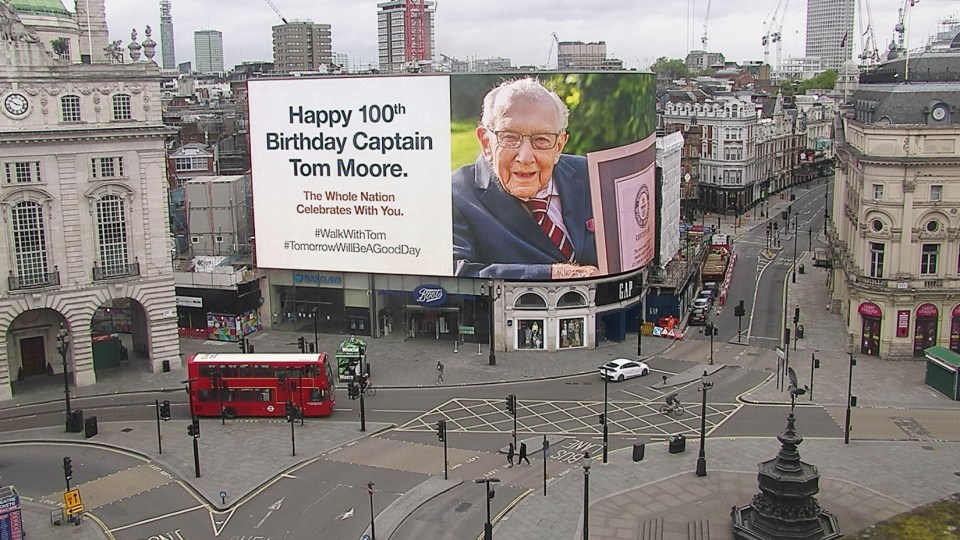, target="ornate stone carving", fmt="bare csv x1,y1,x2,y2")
0,0,40,43
903,179,916,193
128,28,142,62
141,25,157,61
